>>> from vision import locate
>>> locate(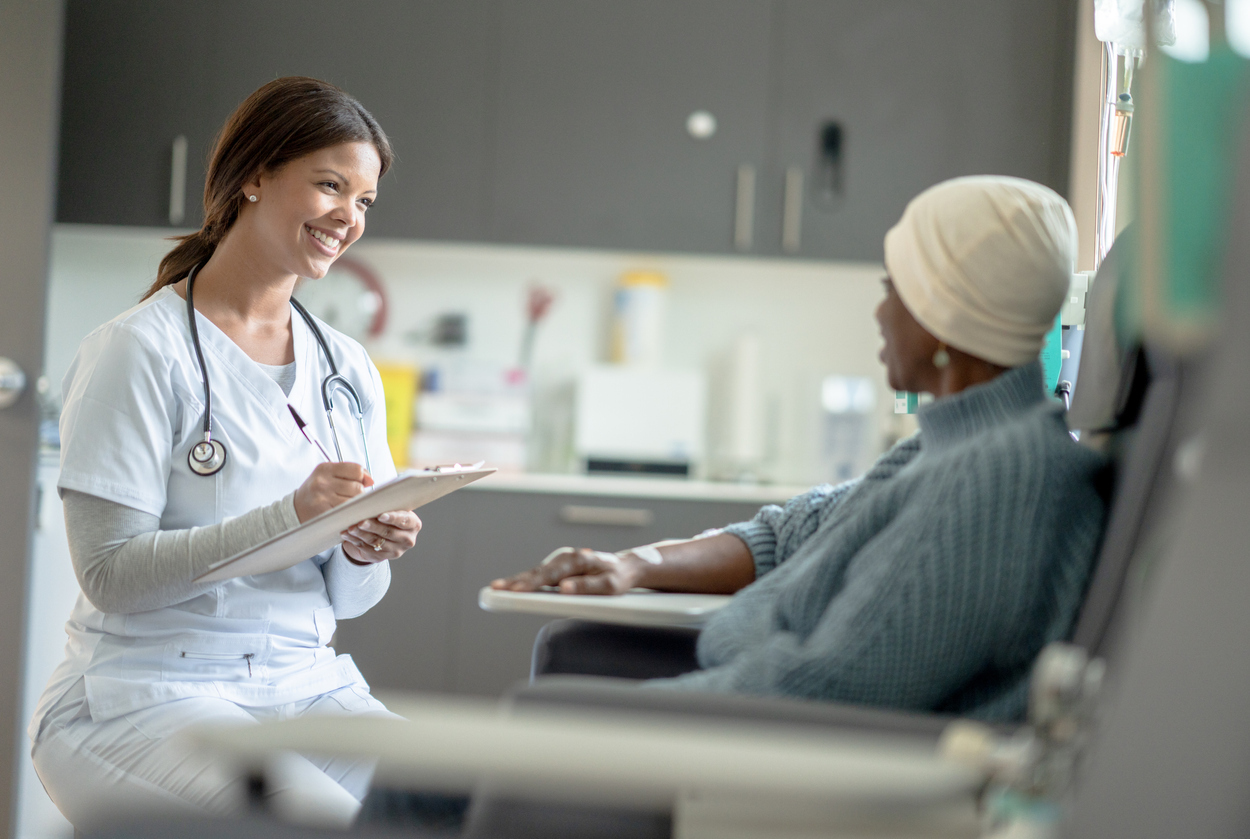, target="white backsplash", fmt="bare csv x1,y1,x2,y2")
45,225,903,485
